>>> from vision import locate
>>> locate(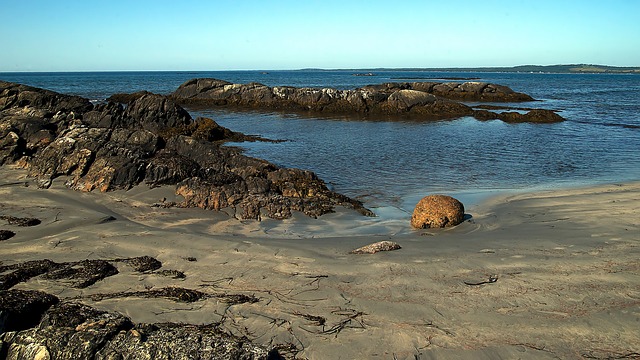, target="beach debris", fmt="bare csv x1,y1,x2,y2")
411,195,465,229
463,274,499,286
0,215,41,227
291,311,327,327
350,240,402,254
321,308,367,336
0,229,15,240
